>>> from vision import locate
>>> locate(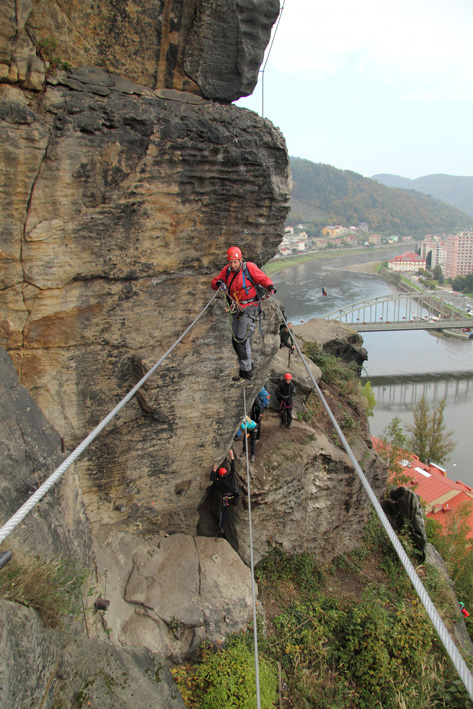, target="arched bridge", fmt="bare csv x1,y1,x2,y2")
325,293,473,332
